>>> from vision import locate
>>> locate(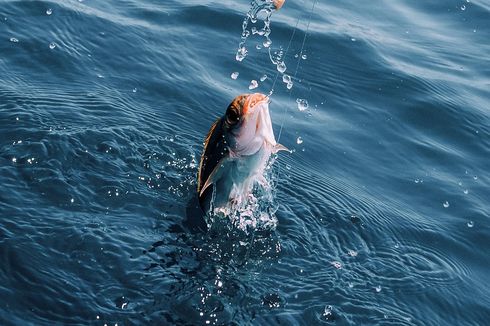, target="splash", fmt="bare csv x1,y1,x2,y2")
235,0,289,74
204,159,279,234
